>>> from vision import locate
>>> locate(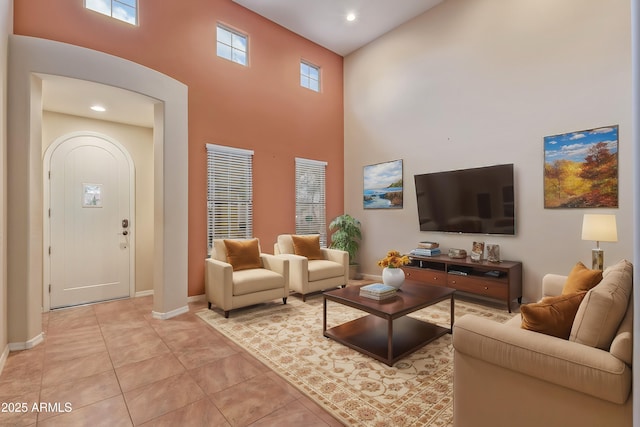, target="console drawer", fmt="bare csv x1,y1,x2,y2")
447,275,507,299
403,267,447,286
